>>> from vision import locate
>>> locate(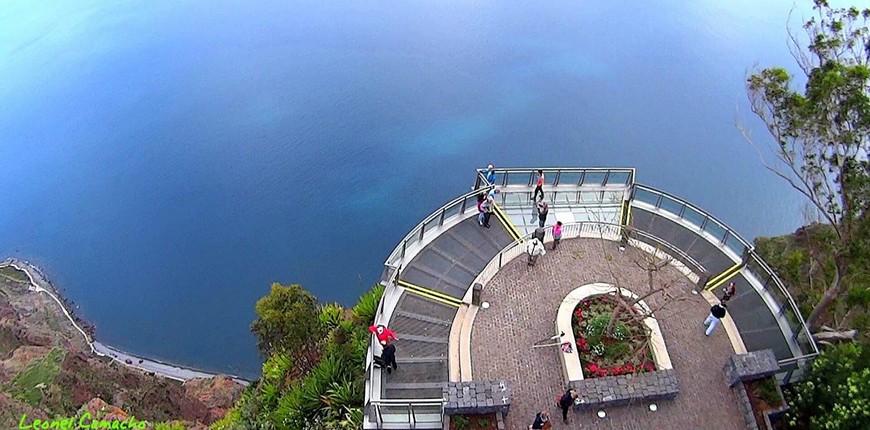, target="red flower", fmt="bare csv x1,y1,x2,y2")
574,309,583,317
587,364,598,372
